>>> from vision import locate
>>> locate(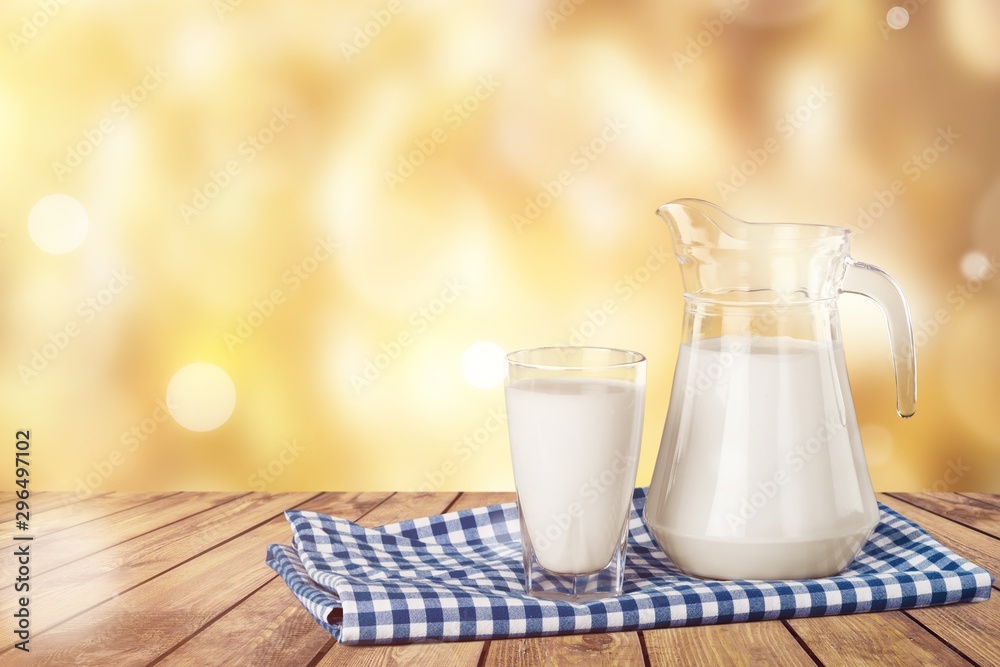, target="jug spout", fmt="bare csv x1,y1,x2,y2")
655,198,852,302
656,198,759,246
